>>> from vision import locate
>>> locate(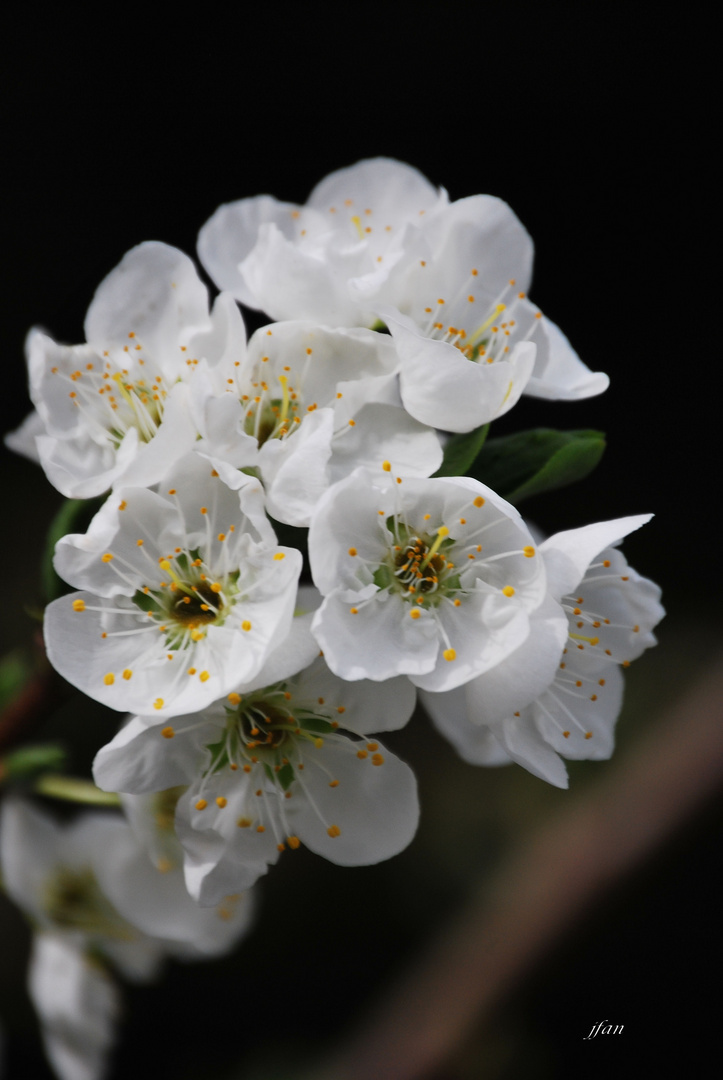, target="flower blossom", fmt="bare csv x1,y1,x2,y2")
308,467,552,692
0,798,253,1080
45,453,301,717
197,318,442,526
198,157,450,327
422,516,664,787
6,242,255,498
93,610,419,906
